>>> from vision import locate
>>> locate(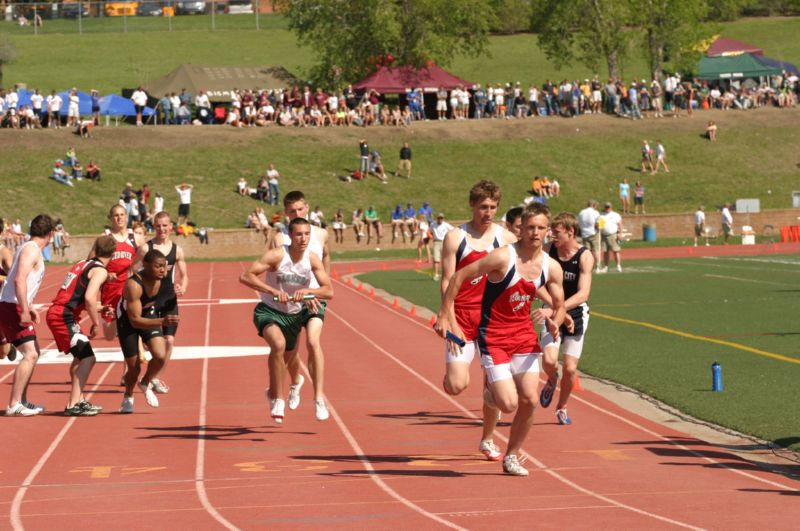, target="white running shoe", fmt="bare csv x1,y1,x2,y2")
503,454,529,477
151,379,170,394
271,398,285,424
23,401,45,413
314,400,329,421
119,395,134,414
616,264,622,273
479,440,502,461
138,381,160,408
5,402,40,417
288,375,304,410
